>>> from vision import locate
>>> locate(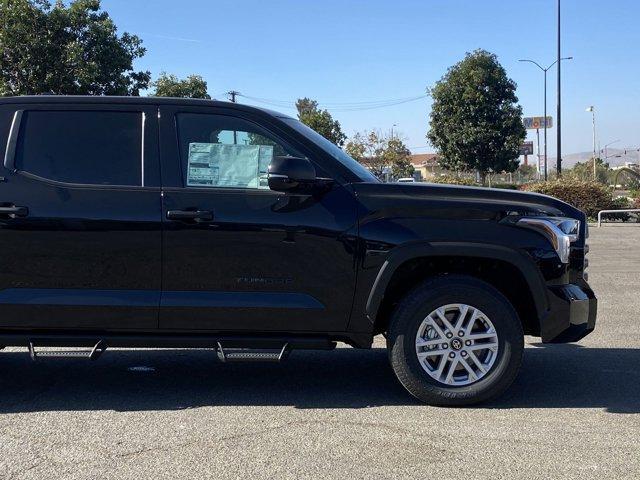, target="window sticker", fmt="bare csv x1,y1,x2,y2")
187,143,274,188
